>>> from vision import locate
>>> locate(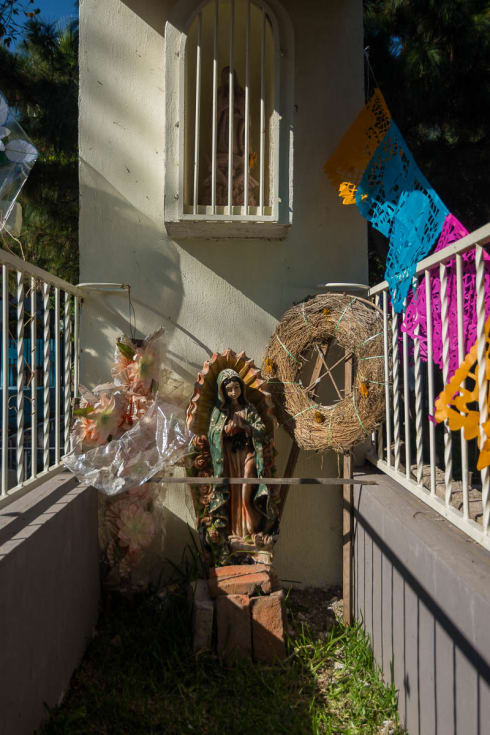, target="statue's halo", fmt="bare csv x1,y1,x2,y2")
186,349,274,436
